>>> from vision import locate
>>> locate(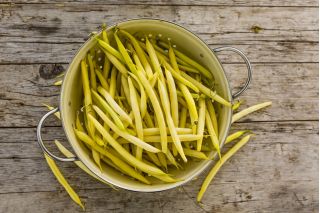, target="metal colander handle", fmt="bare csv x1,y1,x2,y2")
213,47,252,99
37,108,77,162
